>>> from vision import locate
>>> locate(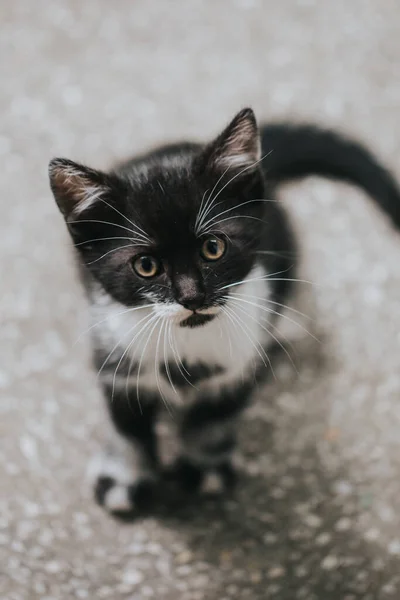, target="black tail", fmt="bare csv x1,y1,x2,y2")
261,123,400,229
